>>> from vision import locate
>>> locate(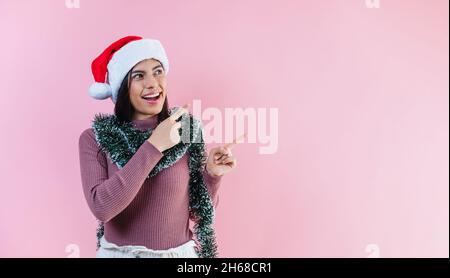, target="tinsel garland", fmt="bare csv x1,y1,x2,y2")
91,108,218,258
